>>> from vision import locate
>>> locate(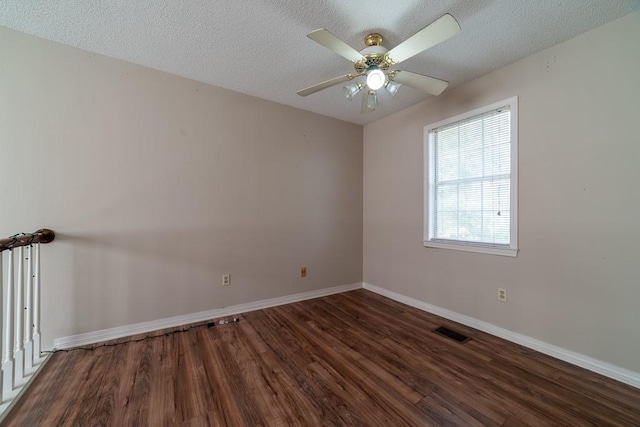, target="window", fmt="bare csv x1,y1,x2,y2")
424,97,518,257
